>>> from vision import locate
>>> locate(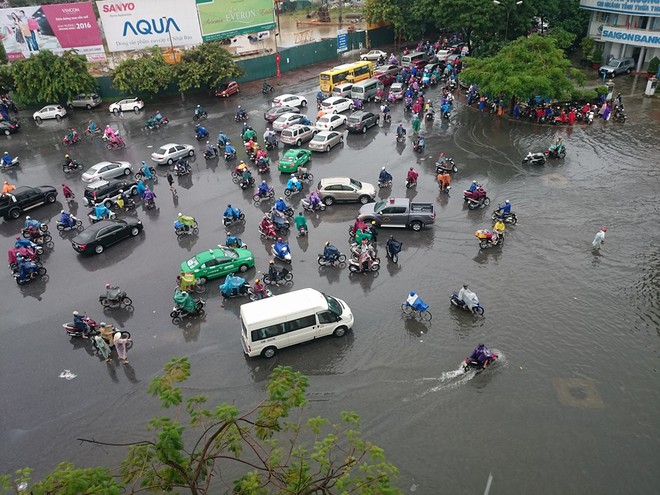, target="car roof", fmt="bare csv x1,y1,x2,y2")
276,113,299,120
286,124,307,130
325,96,344,102
321,177,351,185
89,161,113,170
315,130,335,136
79,219,126,232
275,94,296,98
159,143,181,148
